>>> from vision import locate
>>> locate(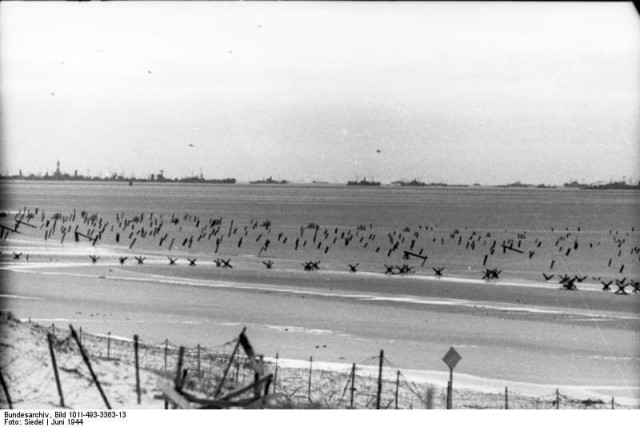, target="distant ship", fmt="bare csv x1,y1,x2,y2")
347,178,380,186
394,179,426,187
250,176,289,185
179,176,236,184
582,180,640,190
